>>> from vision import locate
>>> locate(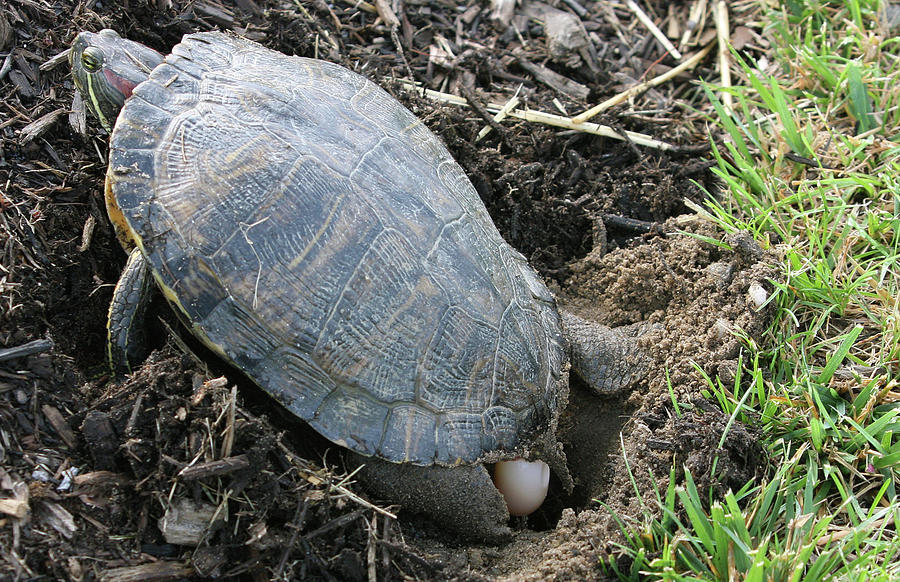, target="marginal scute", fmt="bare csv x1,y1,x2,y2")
314,388,390,456
257,346,335,416
480,406,519,451
108,31,565,466
436,413,485,462
380,405,438,462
